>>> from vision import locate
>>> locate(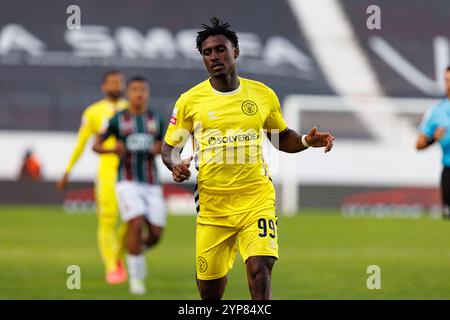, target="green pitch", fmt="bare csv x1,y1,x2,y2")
1,205,450,299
